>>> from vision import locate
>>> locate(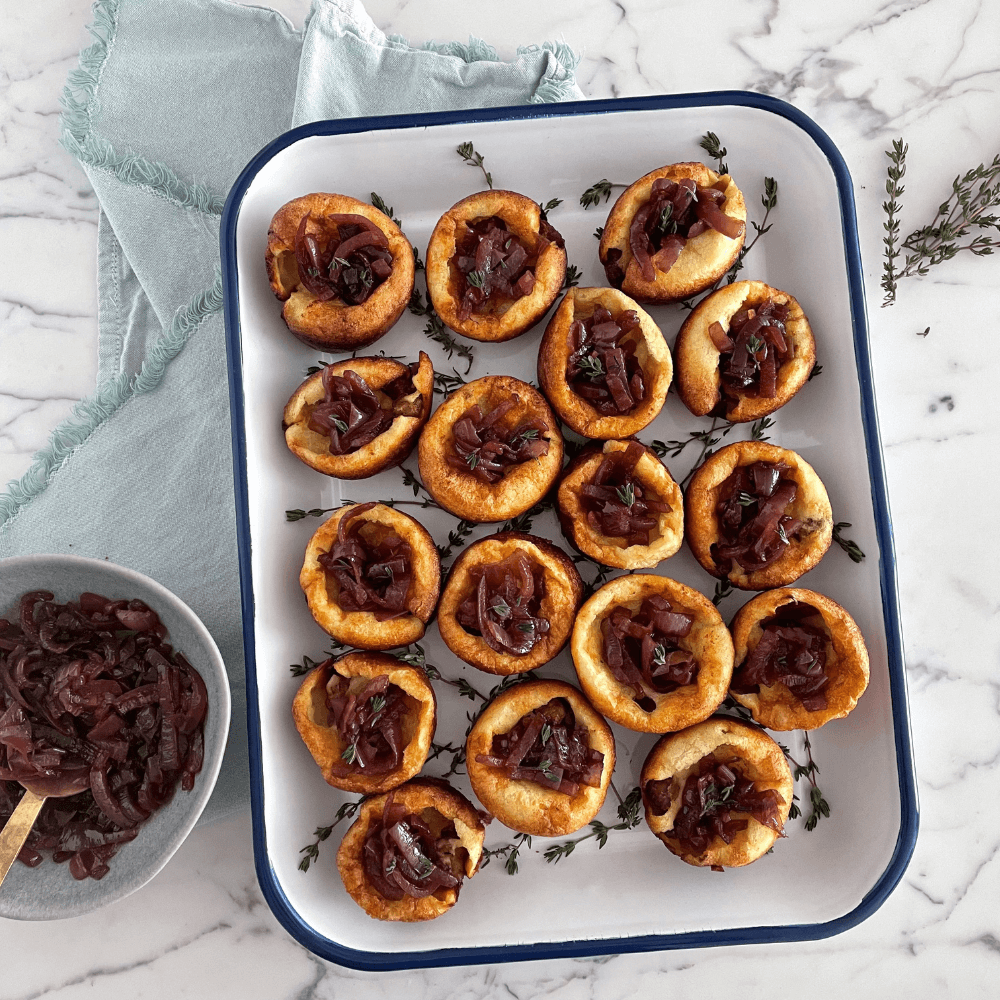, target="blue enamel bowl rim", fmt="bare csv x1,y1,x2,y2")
220,90,917,971
0,552,232,919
